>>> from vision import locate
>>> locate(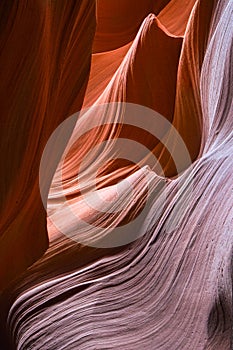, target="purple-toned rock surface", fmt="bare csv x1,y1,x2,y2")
0,0,232,349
